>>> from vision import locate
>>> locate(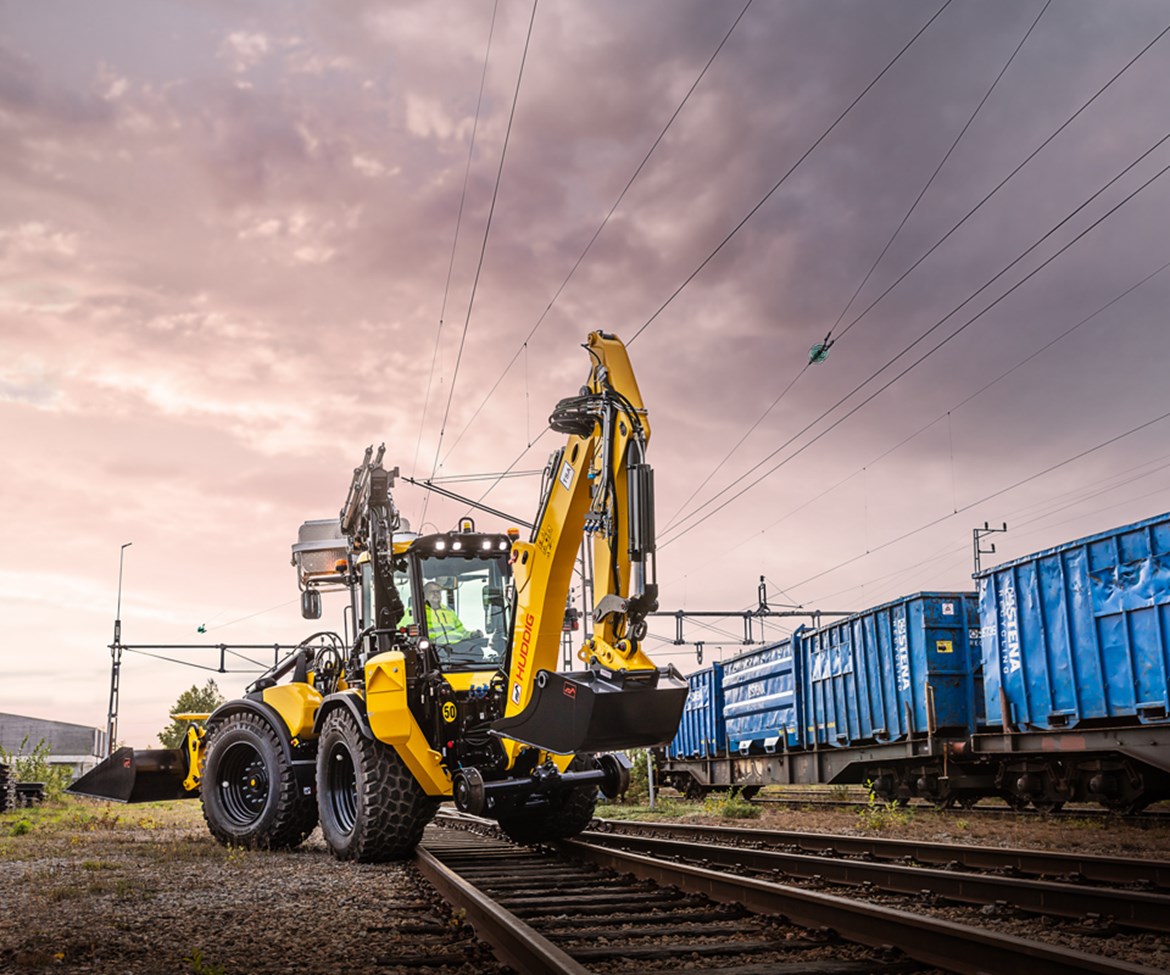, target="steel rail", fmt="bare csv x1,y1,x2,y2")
560,837,1164,975
593,818,1170,889
748,794,1170,824
414,845,590,975
579,829,1170,933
